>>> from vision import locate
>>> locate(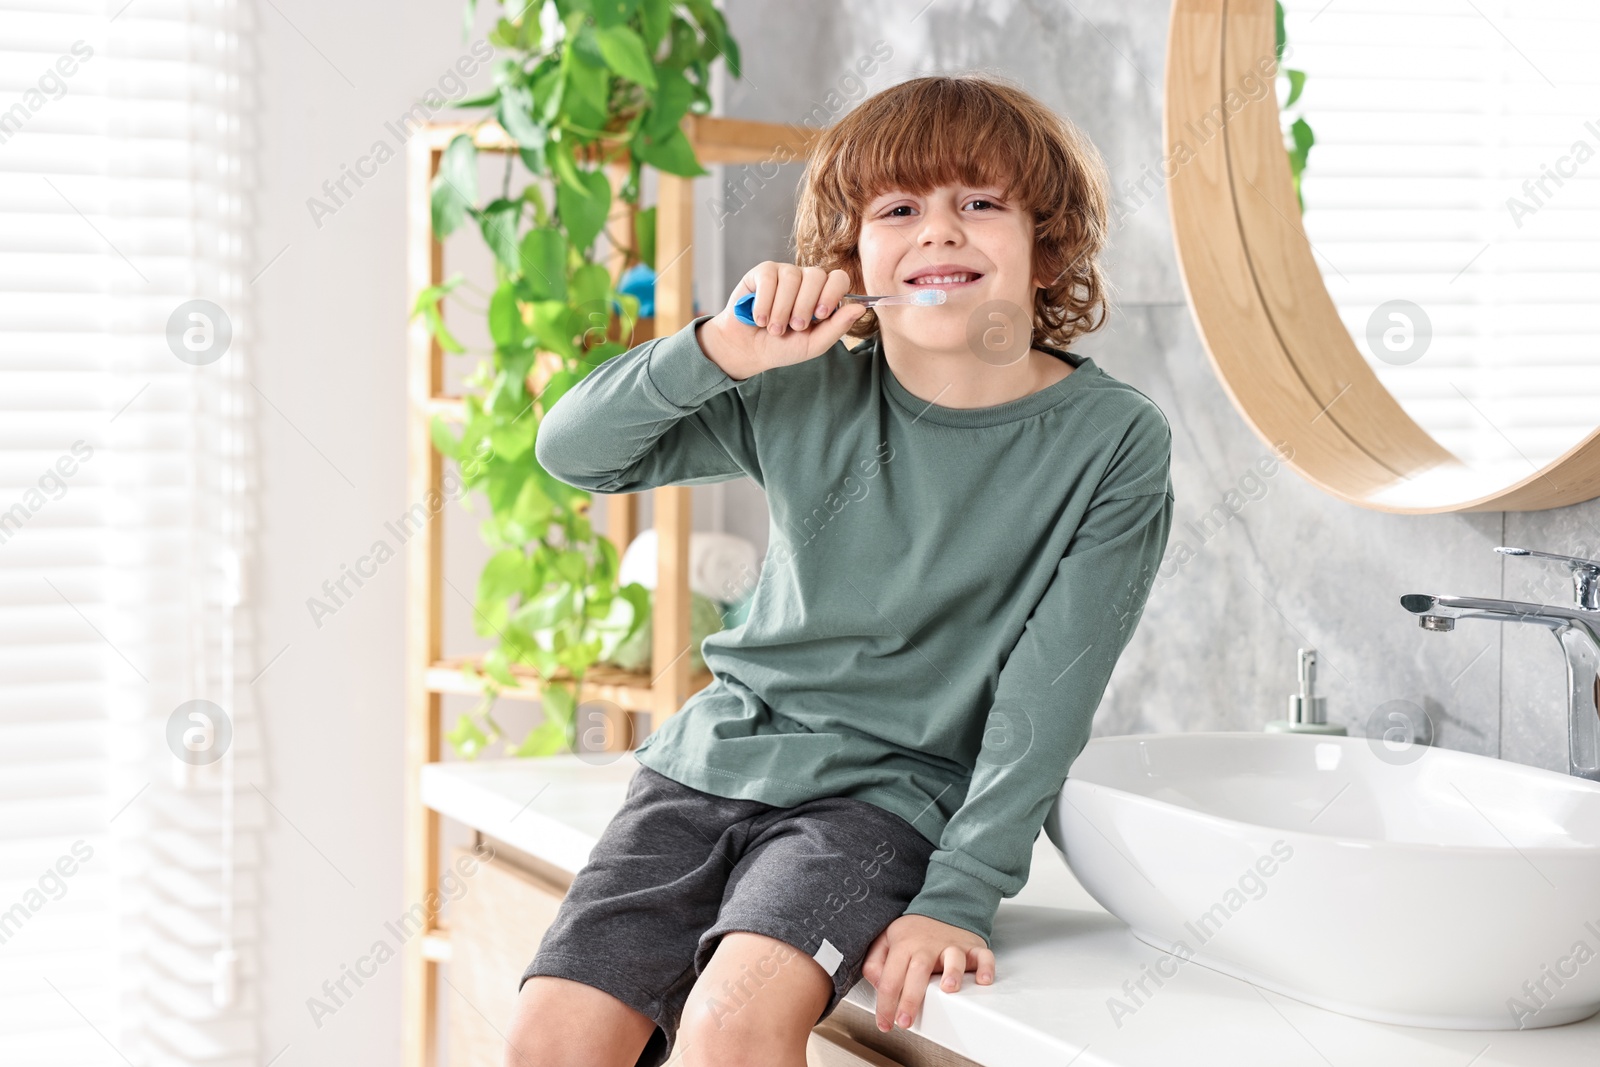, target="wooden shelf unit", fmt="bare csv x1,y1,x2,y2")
403,114,823,1067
